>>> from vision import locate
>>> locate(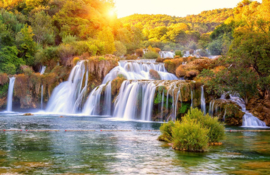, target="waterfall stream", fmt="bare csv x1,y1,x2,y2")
7,77,16,112
103,60,178,84
229,95,267,128
46,61,88,114
40,66,46,109
201,86,206,115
